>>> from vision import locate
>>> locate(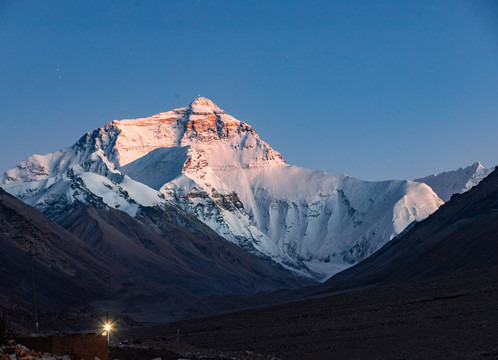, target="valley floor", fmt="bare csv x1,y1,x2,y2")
116,265,498,360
